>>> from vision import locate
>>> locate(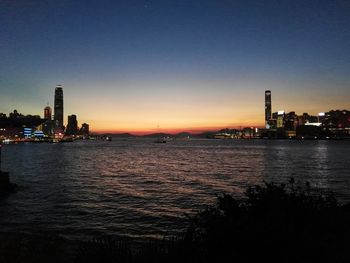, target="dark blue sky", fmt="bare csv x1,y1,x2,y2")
1,0,350,131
